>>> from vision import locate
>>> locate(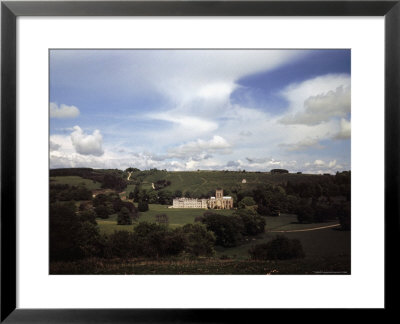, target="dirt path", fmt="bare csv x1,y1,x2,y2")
268,224,340,233
127,172,132,180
